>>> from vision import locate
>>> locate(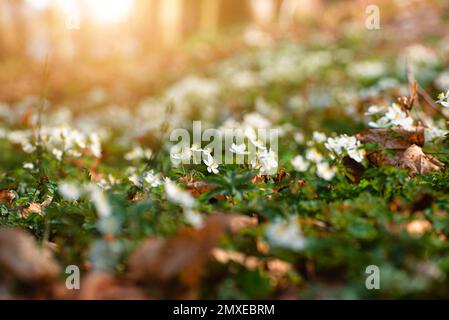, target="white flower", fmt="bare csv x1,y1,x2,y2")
293,132,305,144
203,153,219,174
52,148,63,161
59,182,81,201
312,131,327,143
385,103,414,128
128,174,142,187
350,61,386,80
142,170,163,187
305,148,323,163
129,170,162,189
190,144,204,153
368,103,414,129
165,179,195,209
22,143,36,154
171,147,192,161
248,137,267,150
425,126,448,143
124,146,152,161
316,162,337,181
230,143,249,155
85,183,111,218
97,174,118,190
165,76,220,105
244,127,267,151
258,149,278,175
347,148,365,163
291,155,309,172
89,133,102,158
365,105,385,116
436,91,449,108
265,216,306,251
368,116,390,128
243,112,271,129
250,157,261,170
325,135,365,163
184,209,204,229
23,162,34,170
